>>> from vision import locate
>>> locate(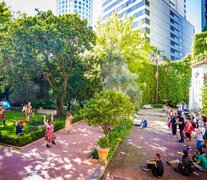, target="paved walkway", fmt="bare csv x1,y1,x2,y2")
103,113,207,180
0,121,102,180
